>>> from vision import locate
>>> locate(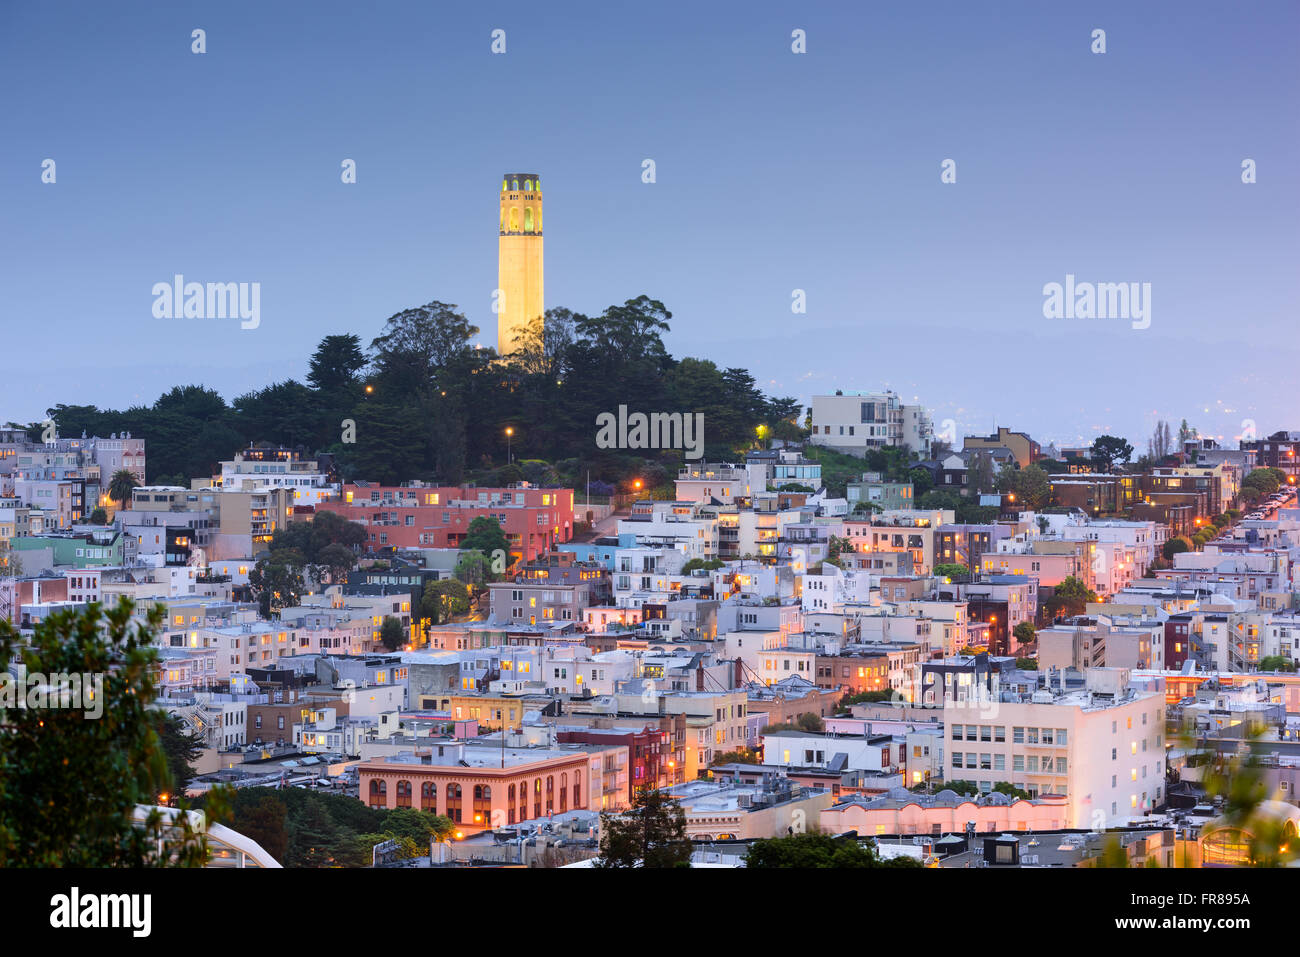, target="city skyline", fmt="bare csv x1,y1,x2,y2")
2,1,1297,448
